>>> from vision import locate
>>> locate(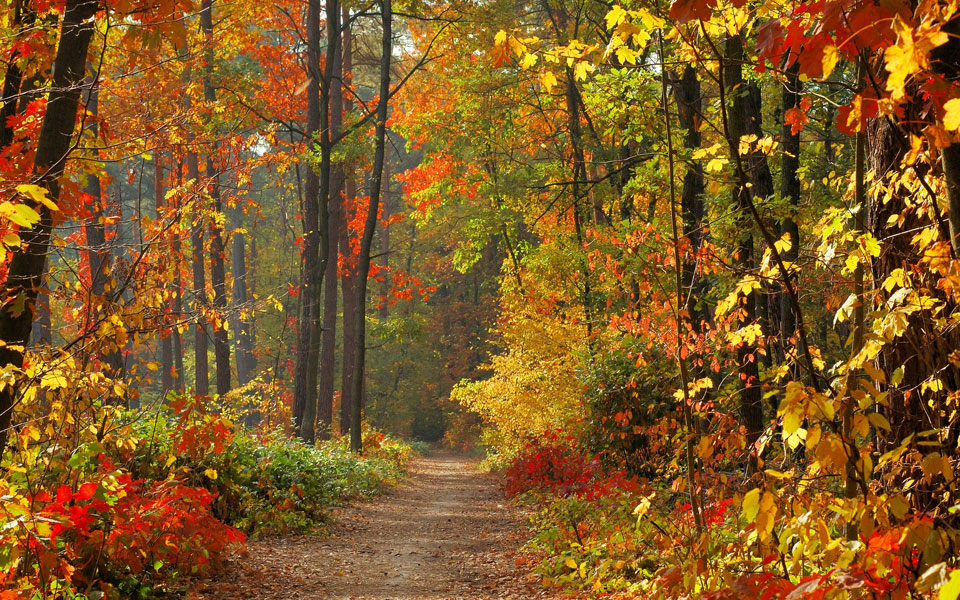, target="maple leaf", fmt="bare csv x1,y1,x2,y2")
837,93,879,135
885,18,948,101
669,0,715,24
784,106,808,135
754,20,784,61
540,71,558,92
